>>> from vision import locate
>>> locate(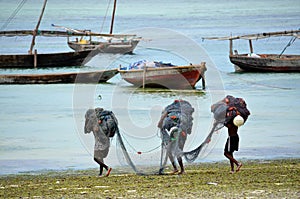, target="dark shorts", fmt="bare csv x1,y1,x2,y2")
224,135,239,153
